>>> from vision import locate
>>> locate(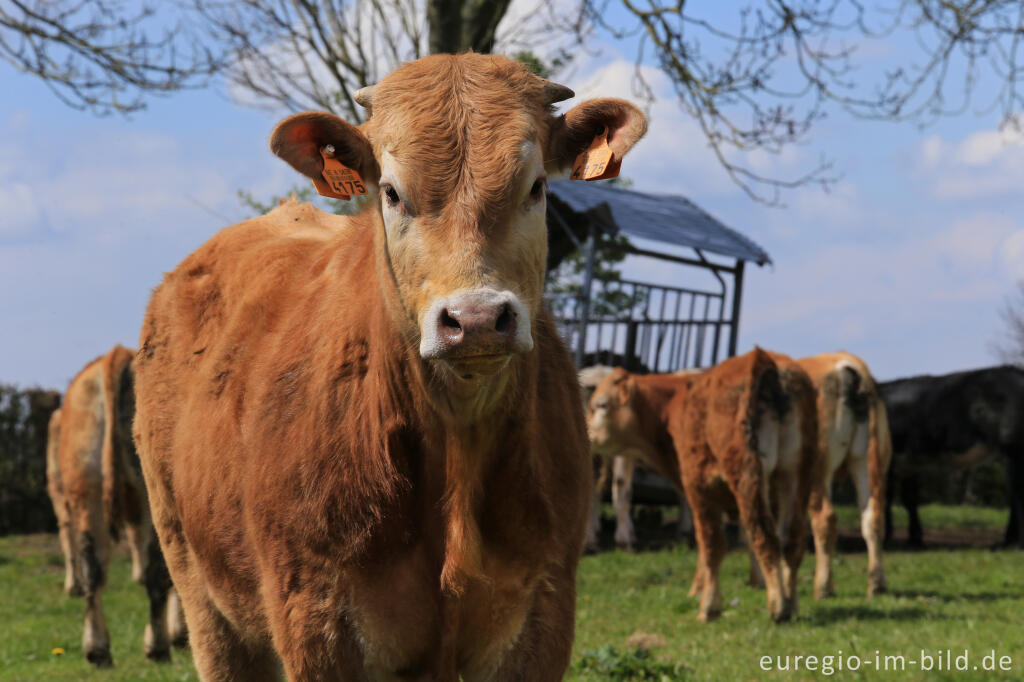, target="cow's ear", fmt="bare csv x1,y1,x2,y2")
608,368,636,406
270,112,379,186
546,98,647,173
